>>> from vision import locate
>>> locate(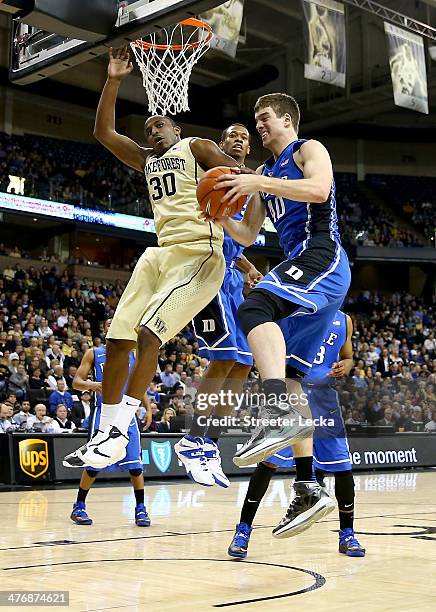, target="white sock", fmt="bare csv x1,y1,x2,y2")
114,395,141,435
99,403,120,431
